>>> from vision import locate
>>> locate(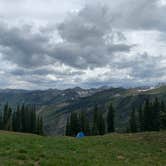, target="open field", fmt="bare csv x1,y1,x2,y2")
0,131,165,166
